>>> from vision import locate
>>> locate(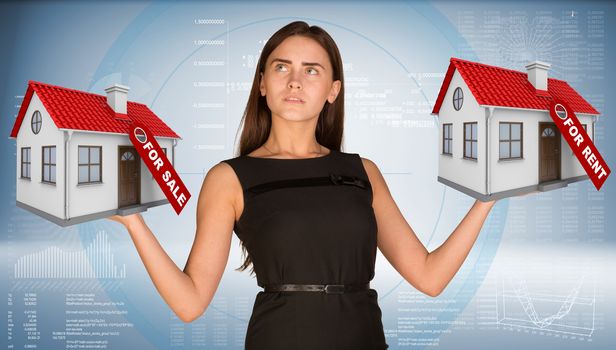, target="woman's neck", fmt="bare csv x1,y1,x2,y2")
263,115,323,157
